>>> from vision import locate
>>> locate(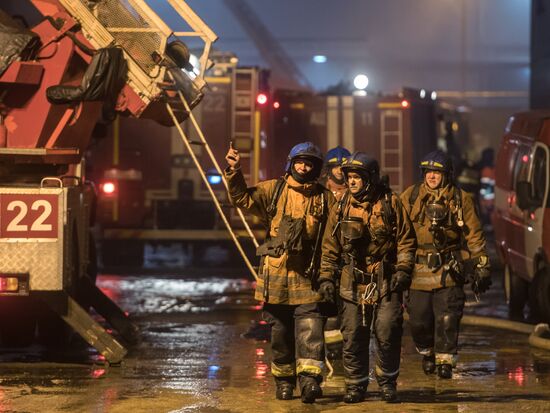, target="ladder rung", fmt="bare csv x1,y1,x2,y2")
187,140,205,146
